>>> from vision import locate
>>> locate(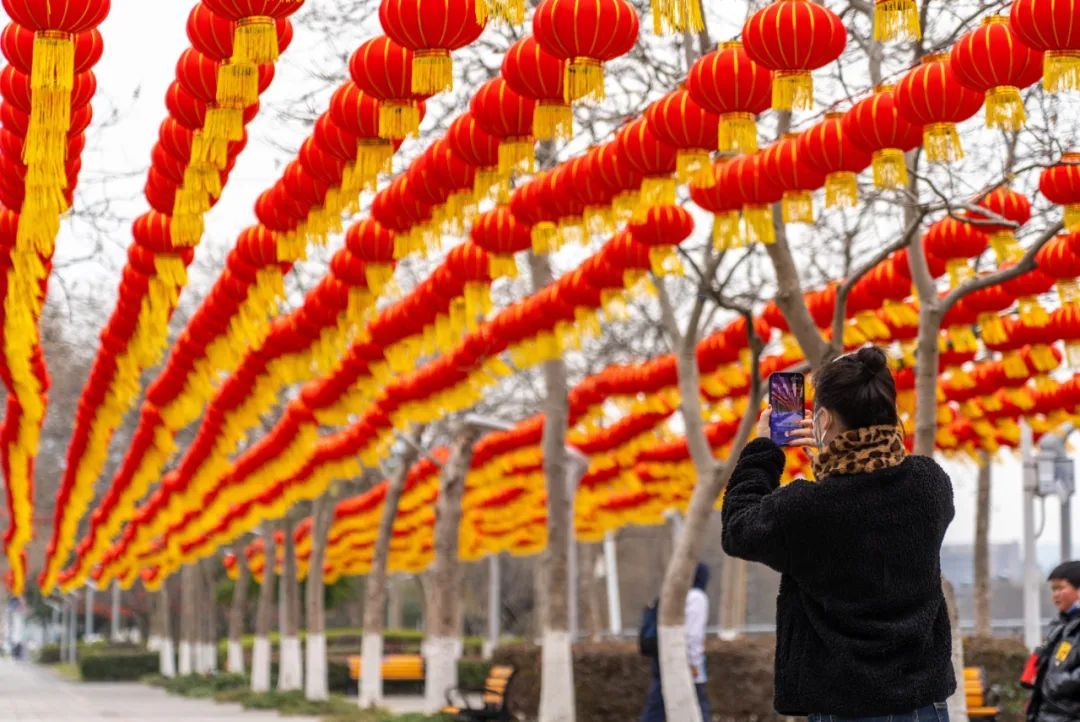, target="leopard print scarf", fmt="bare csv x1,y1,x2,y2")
811,425,907,480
